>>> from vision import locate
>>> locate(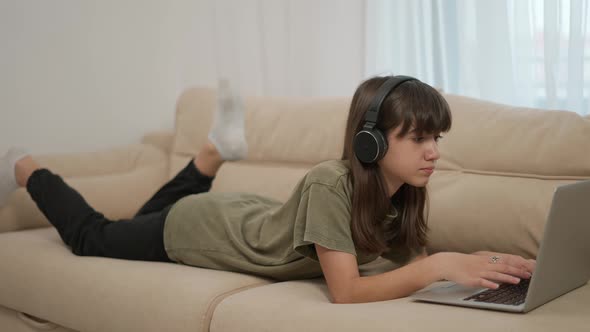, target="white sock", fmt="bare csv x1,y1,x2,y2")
207,79,248,161
0,147,30,207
